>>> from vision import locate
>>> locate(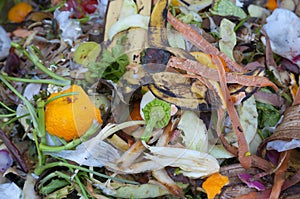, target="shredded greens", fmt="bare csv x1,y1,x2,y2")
88,36,129,82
